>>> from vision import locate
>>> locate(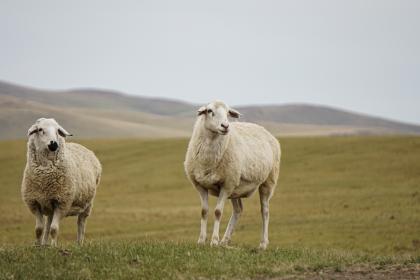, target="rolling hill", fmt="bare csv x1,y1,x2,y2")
0,80,419,139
